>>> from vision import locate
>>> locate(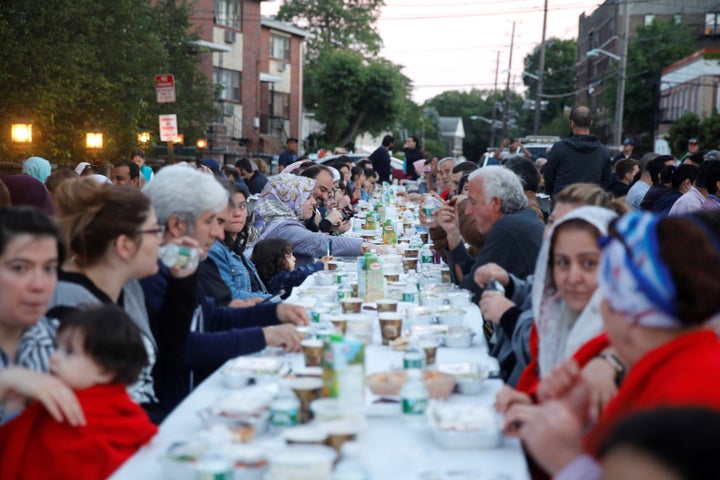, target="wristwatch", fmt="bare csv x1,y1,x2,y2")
597,352,626,386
